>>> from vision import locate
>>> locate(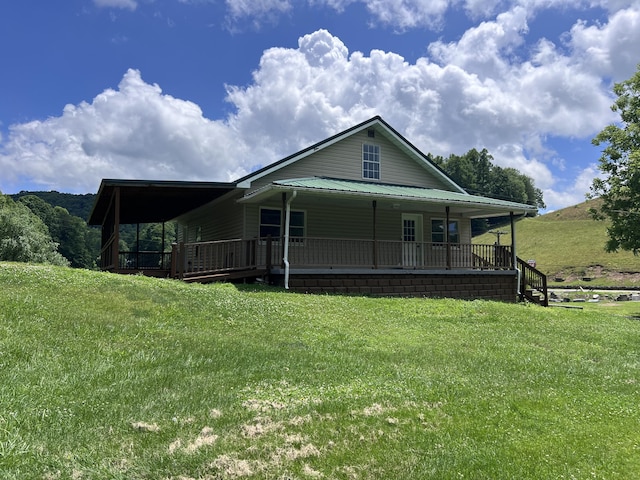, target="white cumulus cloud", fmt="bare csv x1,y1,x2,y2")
0,70,249,193
93,0,137,10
